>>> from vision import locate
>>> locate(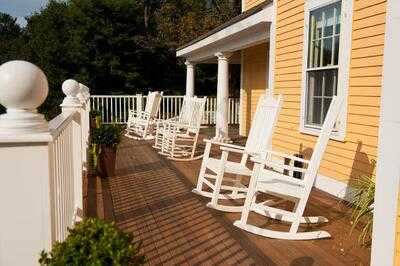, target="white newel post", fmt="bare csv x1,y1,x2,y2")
214,52,232,142
78,83,90,172
61,80,83,214
0,61,53,265
185,60,195,97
